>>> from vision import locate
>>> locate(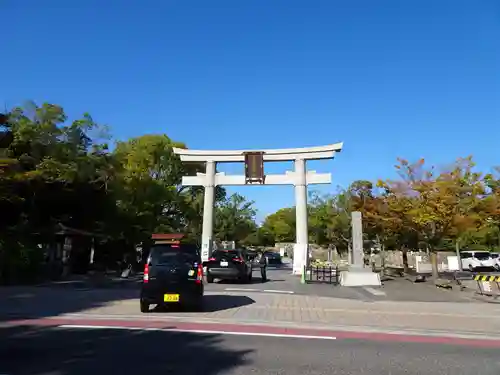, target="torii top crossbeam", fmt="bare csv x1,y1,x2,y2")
172,142,343,163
